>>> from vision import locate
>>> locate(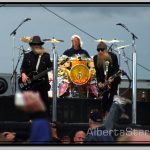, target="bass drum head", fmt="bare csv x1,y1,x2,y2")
69,64,90,85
